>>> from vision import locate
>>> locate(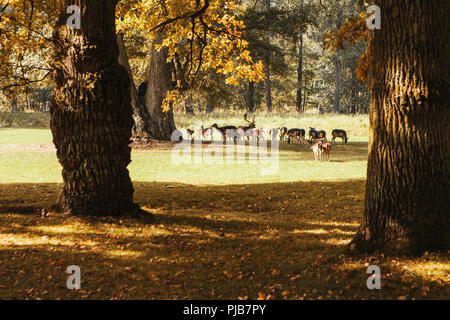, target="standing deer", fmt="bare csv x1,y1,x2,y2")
321,142,332,161
278,127,288,141
237,114,256,142
211,123,237,142
286,128,306,144
309,127,326,142
311,141,323,162
195,125,213,141
309,127,318,140
331,129,348,144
